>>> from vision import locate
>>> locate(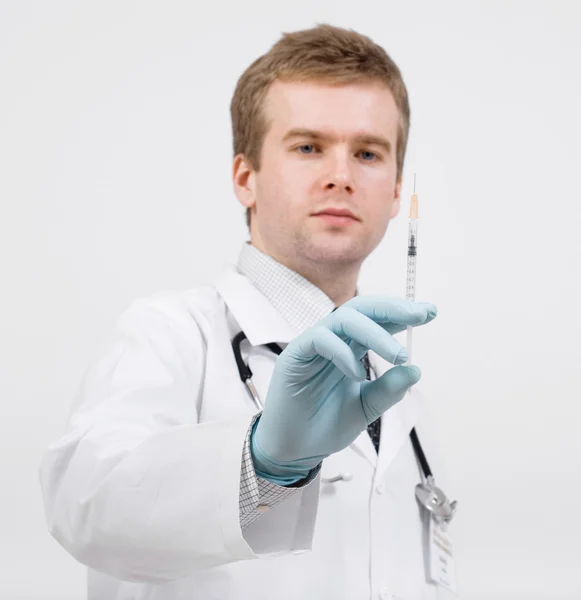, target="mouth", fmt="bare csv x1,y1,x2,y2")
312,208,359,226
